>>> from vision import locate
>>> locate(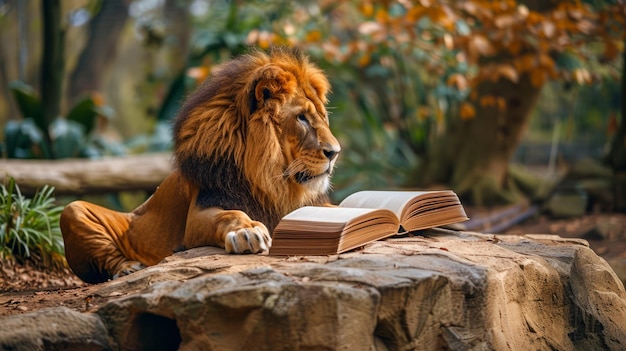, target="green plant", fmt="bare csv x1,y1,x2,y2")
5,81,123,159
0,178,65,267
